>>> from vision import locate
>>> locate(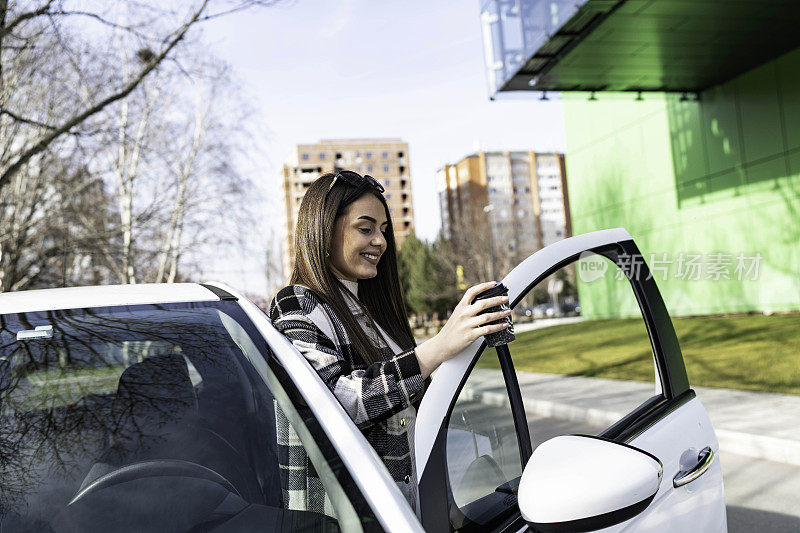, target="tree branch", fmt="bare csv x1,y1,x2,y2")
0,108,57,129
0,0,212,191
47,9,152,41
1,0,58,38
196,0,285,22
